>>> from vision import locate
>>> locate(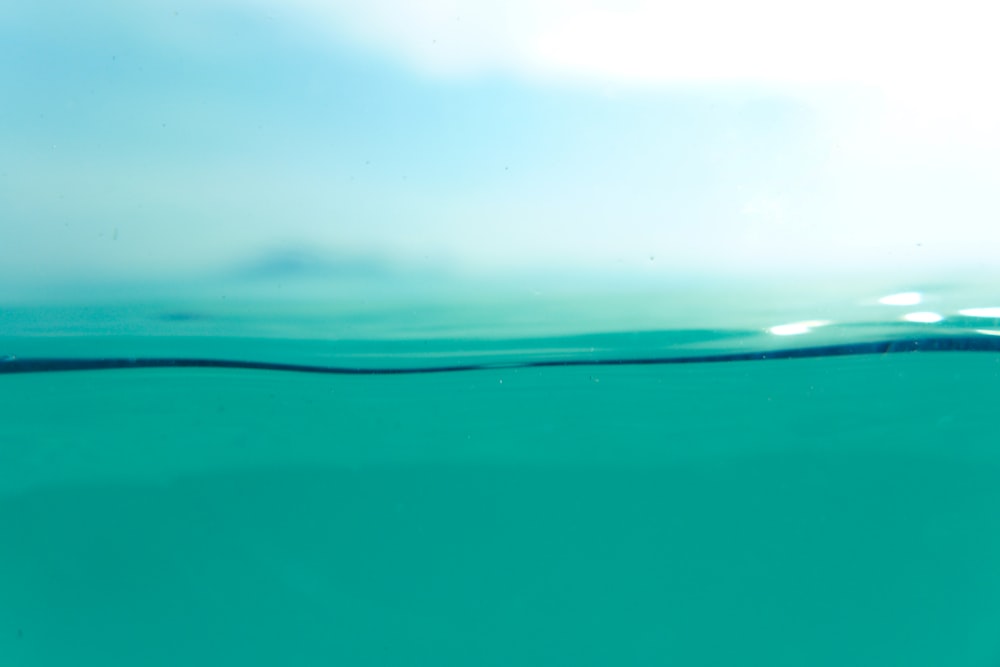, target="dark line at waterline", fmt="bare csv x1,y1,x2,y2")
2,336,1000,376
